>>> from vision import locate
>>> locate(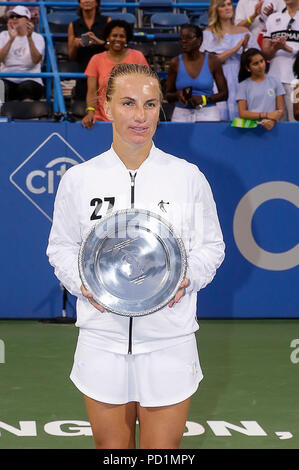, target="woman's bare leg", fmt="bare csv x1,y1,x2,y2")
84,395,138,449
137,397,190,449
